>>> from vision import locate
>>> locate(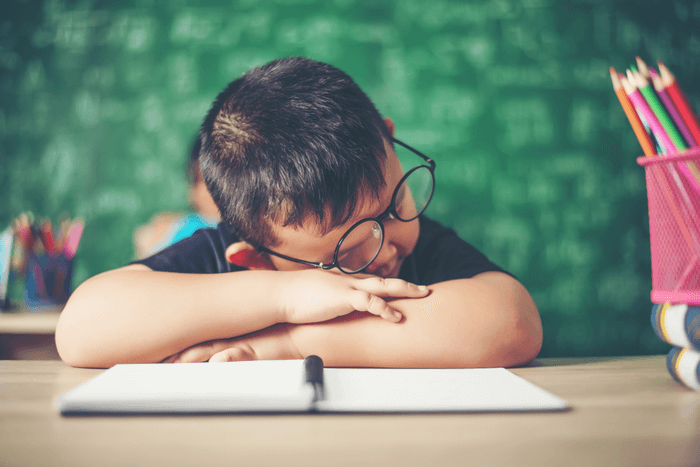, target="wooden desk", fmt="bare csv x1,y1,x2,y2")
0,356,698,467
0,309,61,360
